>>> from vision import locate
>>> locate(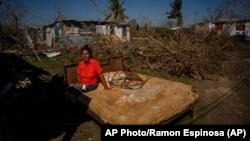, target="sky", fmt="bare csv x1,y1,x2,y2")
9,0,223,27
